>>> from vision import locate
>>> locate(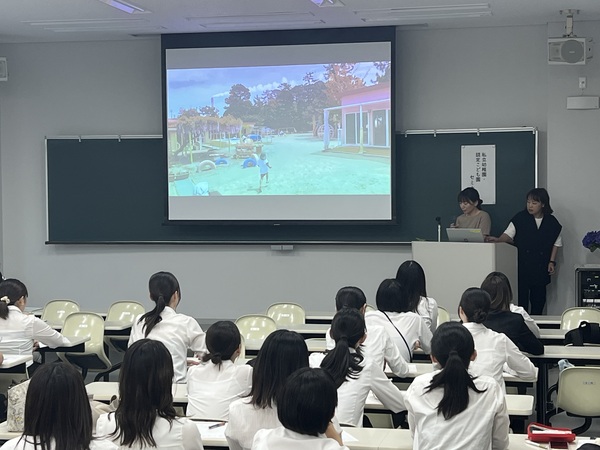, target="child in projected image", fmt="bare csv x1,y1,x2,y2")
257,152,271,193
